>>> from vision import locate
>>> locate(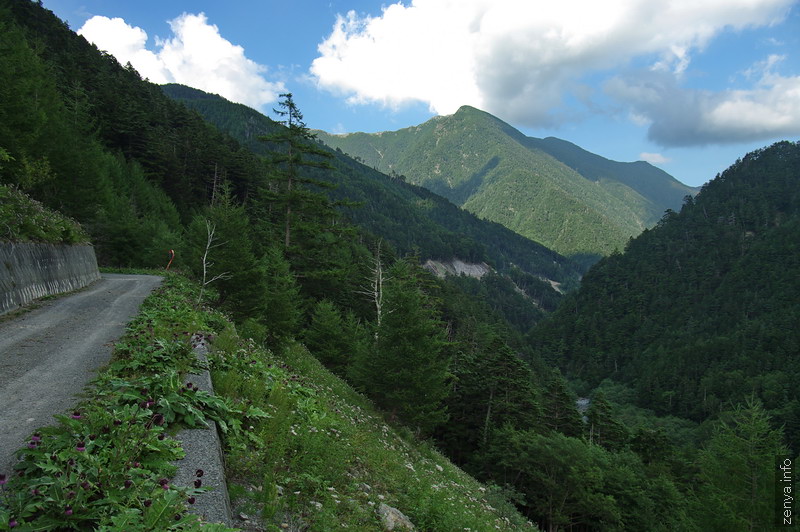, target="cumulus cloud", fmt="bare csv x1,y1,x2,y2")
606,60,800,146
310,0,795,134
640,152,671,164
78,13,284,110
